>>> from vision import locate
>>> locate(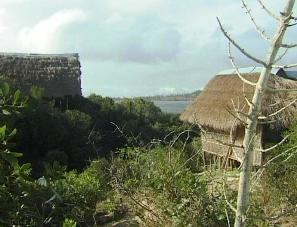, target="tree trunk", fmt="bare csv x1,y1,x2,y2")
234,1,295,226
